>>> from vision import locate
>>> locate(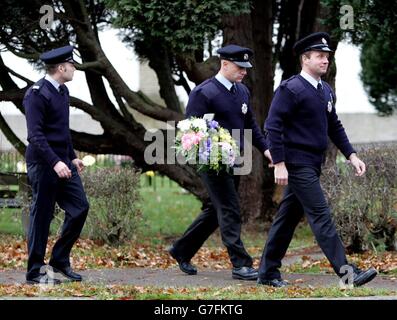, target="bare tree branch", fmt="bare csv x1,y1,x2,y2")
5,67,34,86
61,0,182,122
176,55,219,85
0,112,26,156
70,130,124,154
